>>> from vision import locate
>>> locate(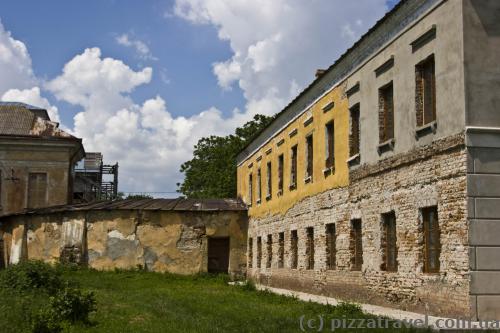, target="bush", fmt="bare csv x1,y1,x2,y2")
49,285,96,323
0,260,62,294
31,308,63,333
